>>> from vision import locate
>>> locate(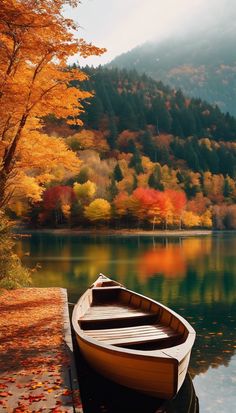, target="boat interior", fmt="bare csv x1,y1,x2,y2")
77,282,188,351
